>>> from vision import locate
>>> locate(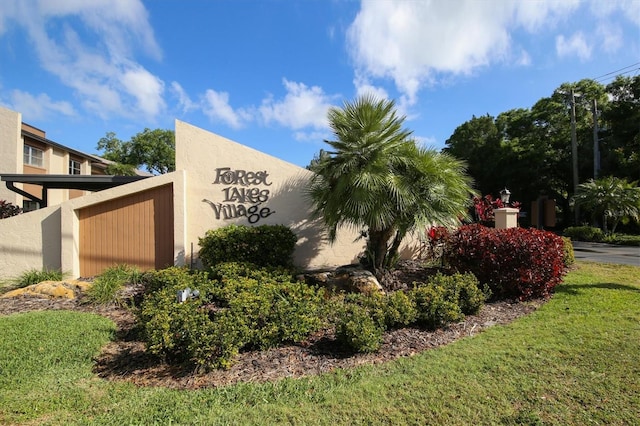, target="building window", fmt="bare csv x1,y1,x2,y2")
23,145,44,167
69,159,81,175
23,200,40,212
